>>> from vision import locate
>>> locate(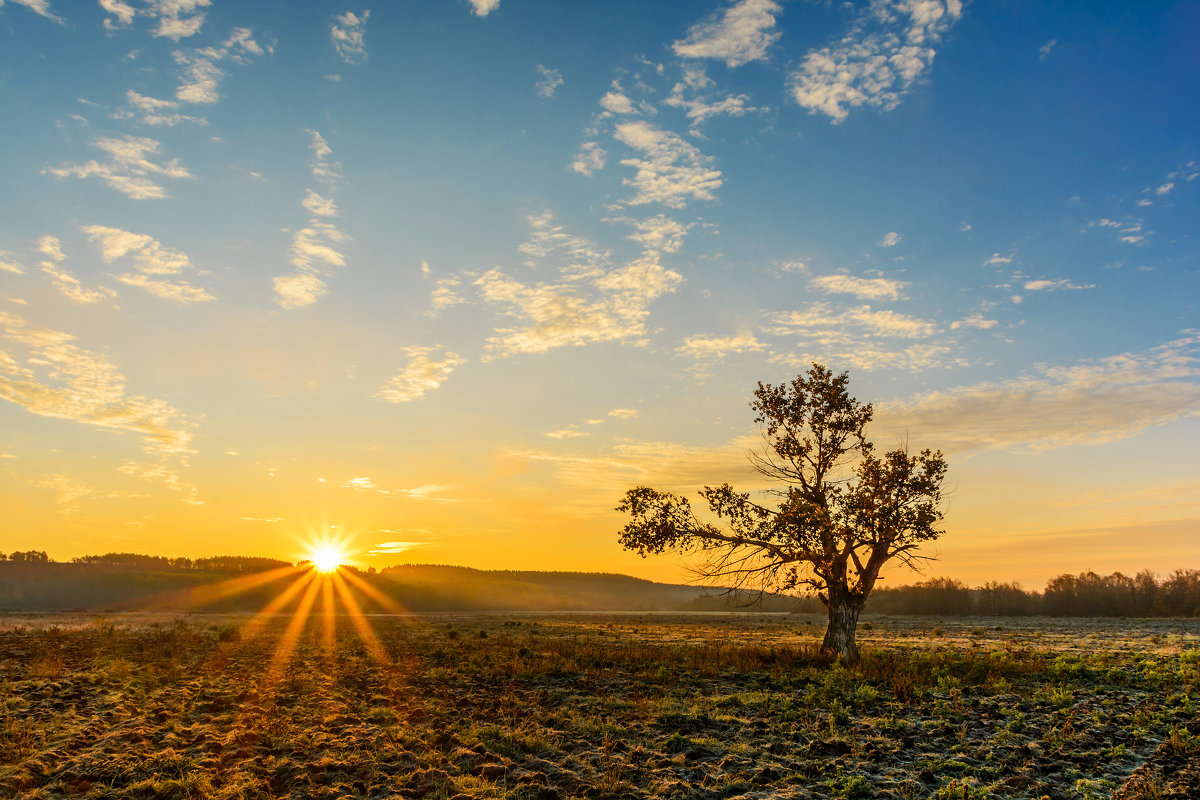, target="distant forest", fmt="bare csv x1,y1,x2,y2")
0,551,1198,617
